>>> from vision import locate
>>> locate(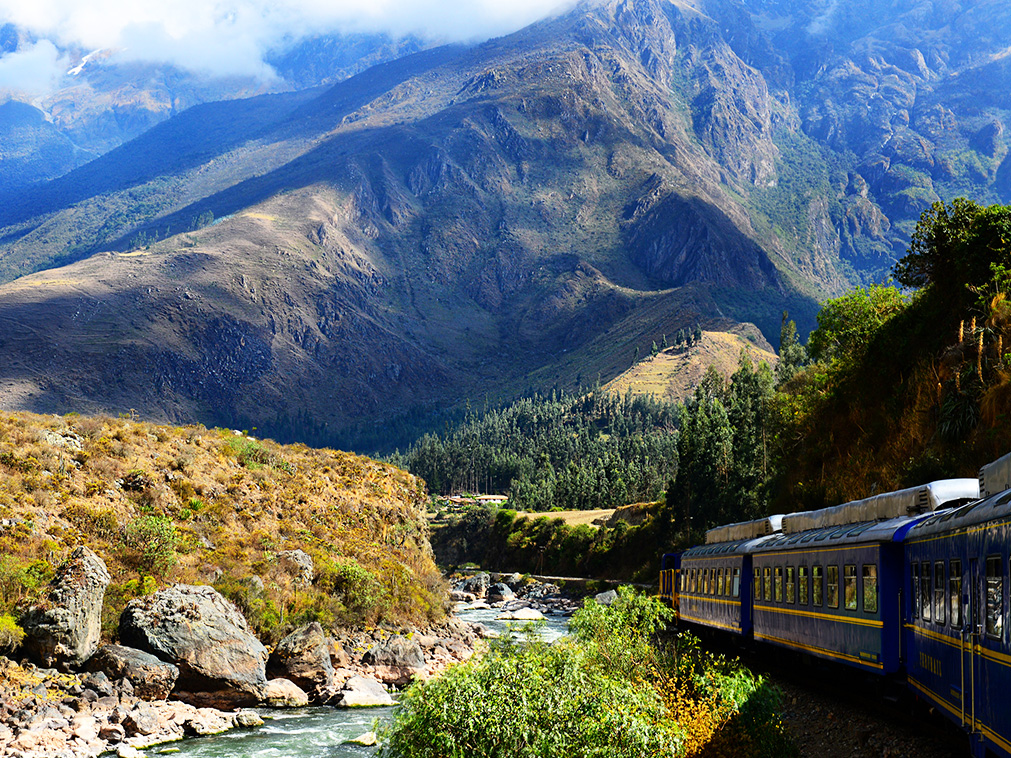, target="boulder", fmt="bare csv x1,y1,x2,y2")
362,635,425,687
496,607,544,621
122,703,160,737
594,589,618,606
234,709,264,728
263,678,309,707
335,676,393,707
457,572,490,597
119,585,268,709
86,645,179,701
487,583,514,602
267,622,334,701
22,547,111,670
277,550,314,586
